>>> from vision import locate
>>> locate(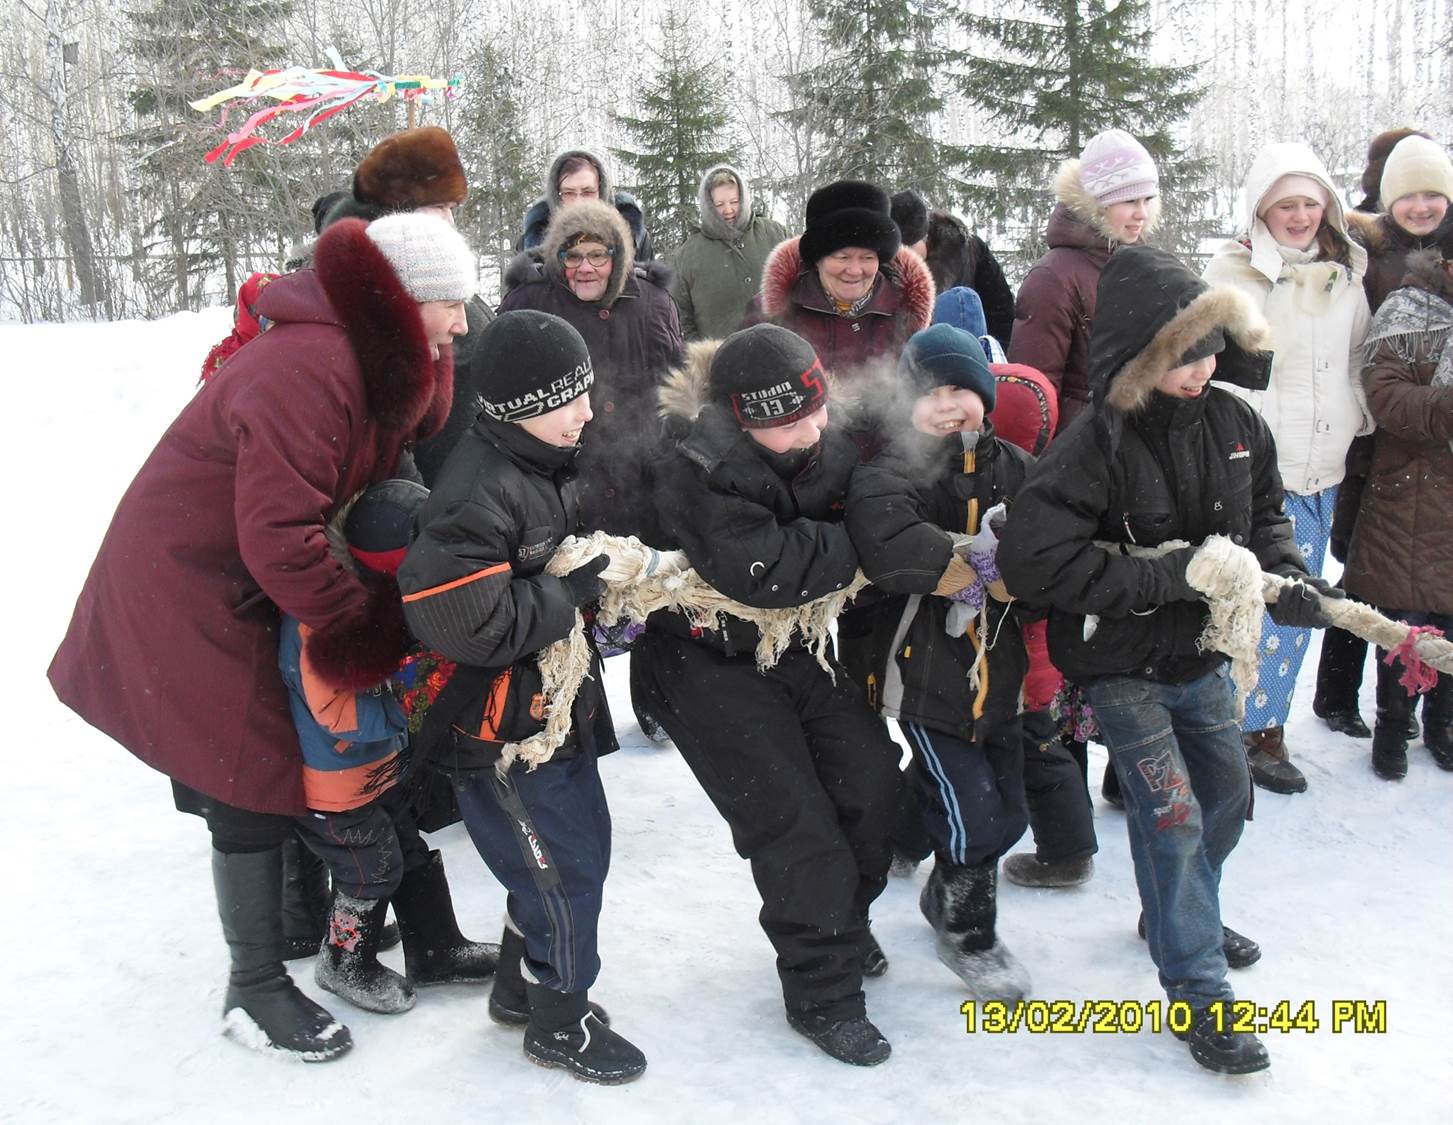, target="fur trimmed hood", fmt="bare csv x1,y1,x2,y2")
541,199,636,307
758,236,935,333
268,217,452,436
1090,245,1273,416
1054,158,1163,245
